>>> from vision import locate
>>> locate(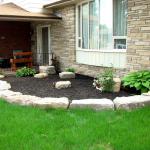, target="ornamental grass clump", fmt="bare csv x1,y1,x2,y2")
16,67,36,77
93,68,115,92
122,70,150,93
